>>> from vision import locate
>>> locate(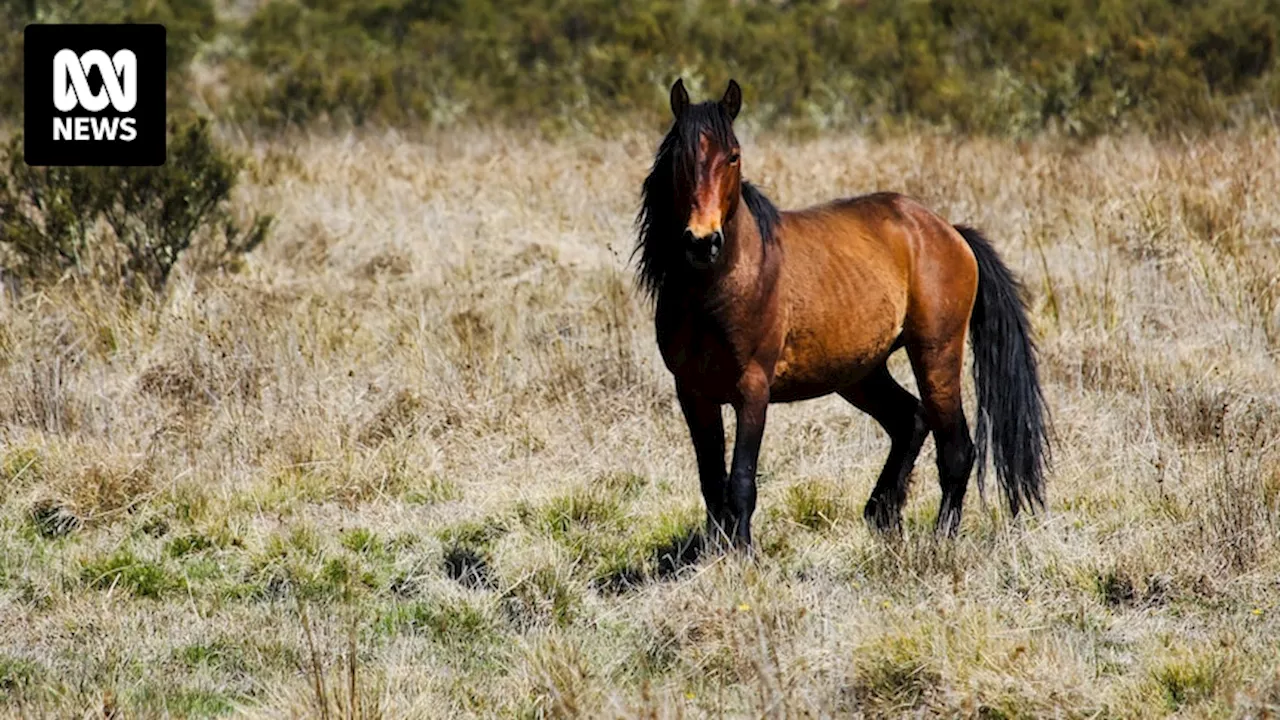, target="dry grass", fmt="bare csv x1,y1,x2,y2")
2,126,1280,717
